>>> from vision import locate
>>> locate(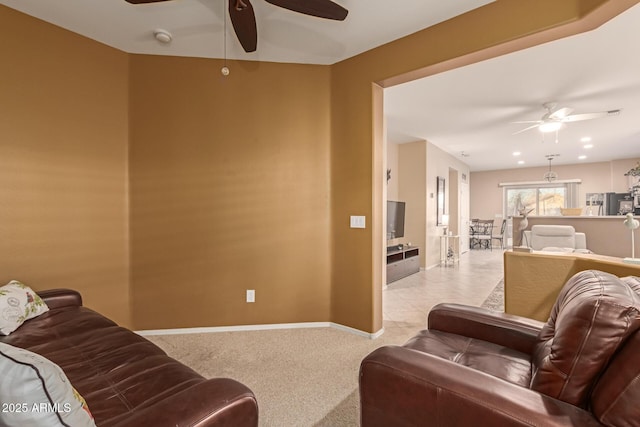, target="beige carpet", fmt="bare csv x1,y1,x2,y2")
148,293,504,426
147,326,417,426
146,251,505,426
